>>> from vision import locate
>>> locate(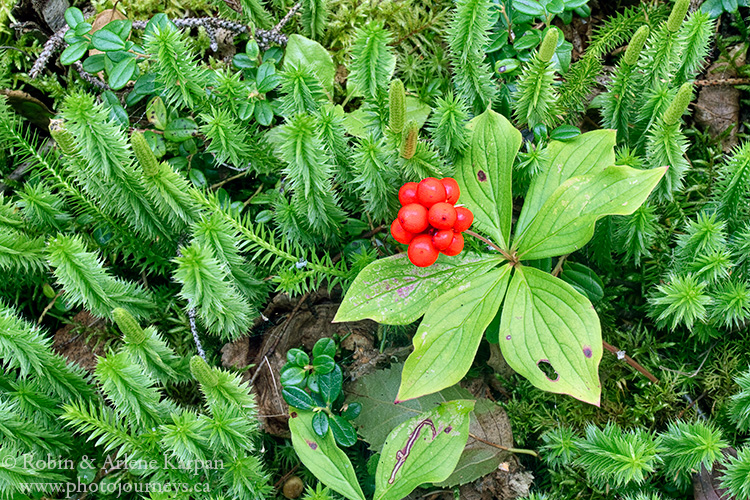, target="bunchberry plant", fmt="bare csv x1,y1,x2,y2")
336,109,666,406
